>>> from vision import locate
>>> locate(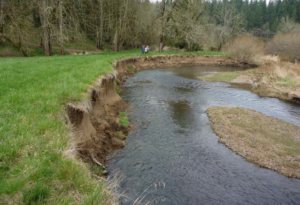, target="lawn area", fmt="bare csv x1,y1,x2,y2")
0,50,223,203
